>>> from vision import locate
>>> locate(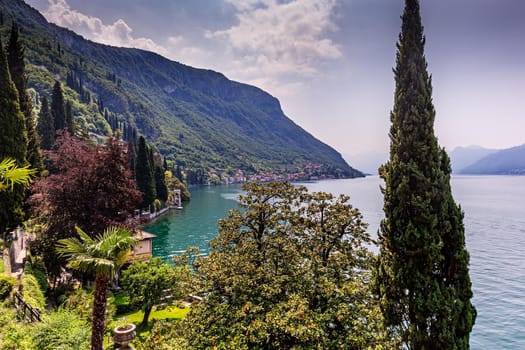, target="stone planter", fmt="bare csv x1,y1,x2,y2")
113,323,136,349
